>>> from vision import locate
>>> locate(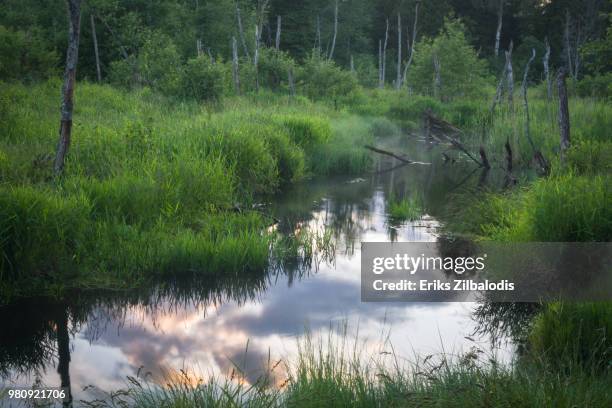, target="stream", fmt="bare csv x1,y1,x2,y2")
0,132,517,406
